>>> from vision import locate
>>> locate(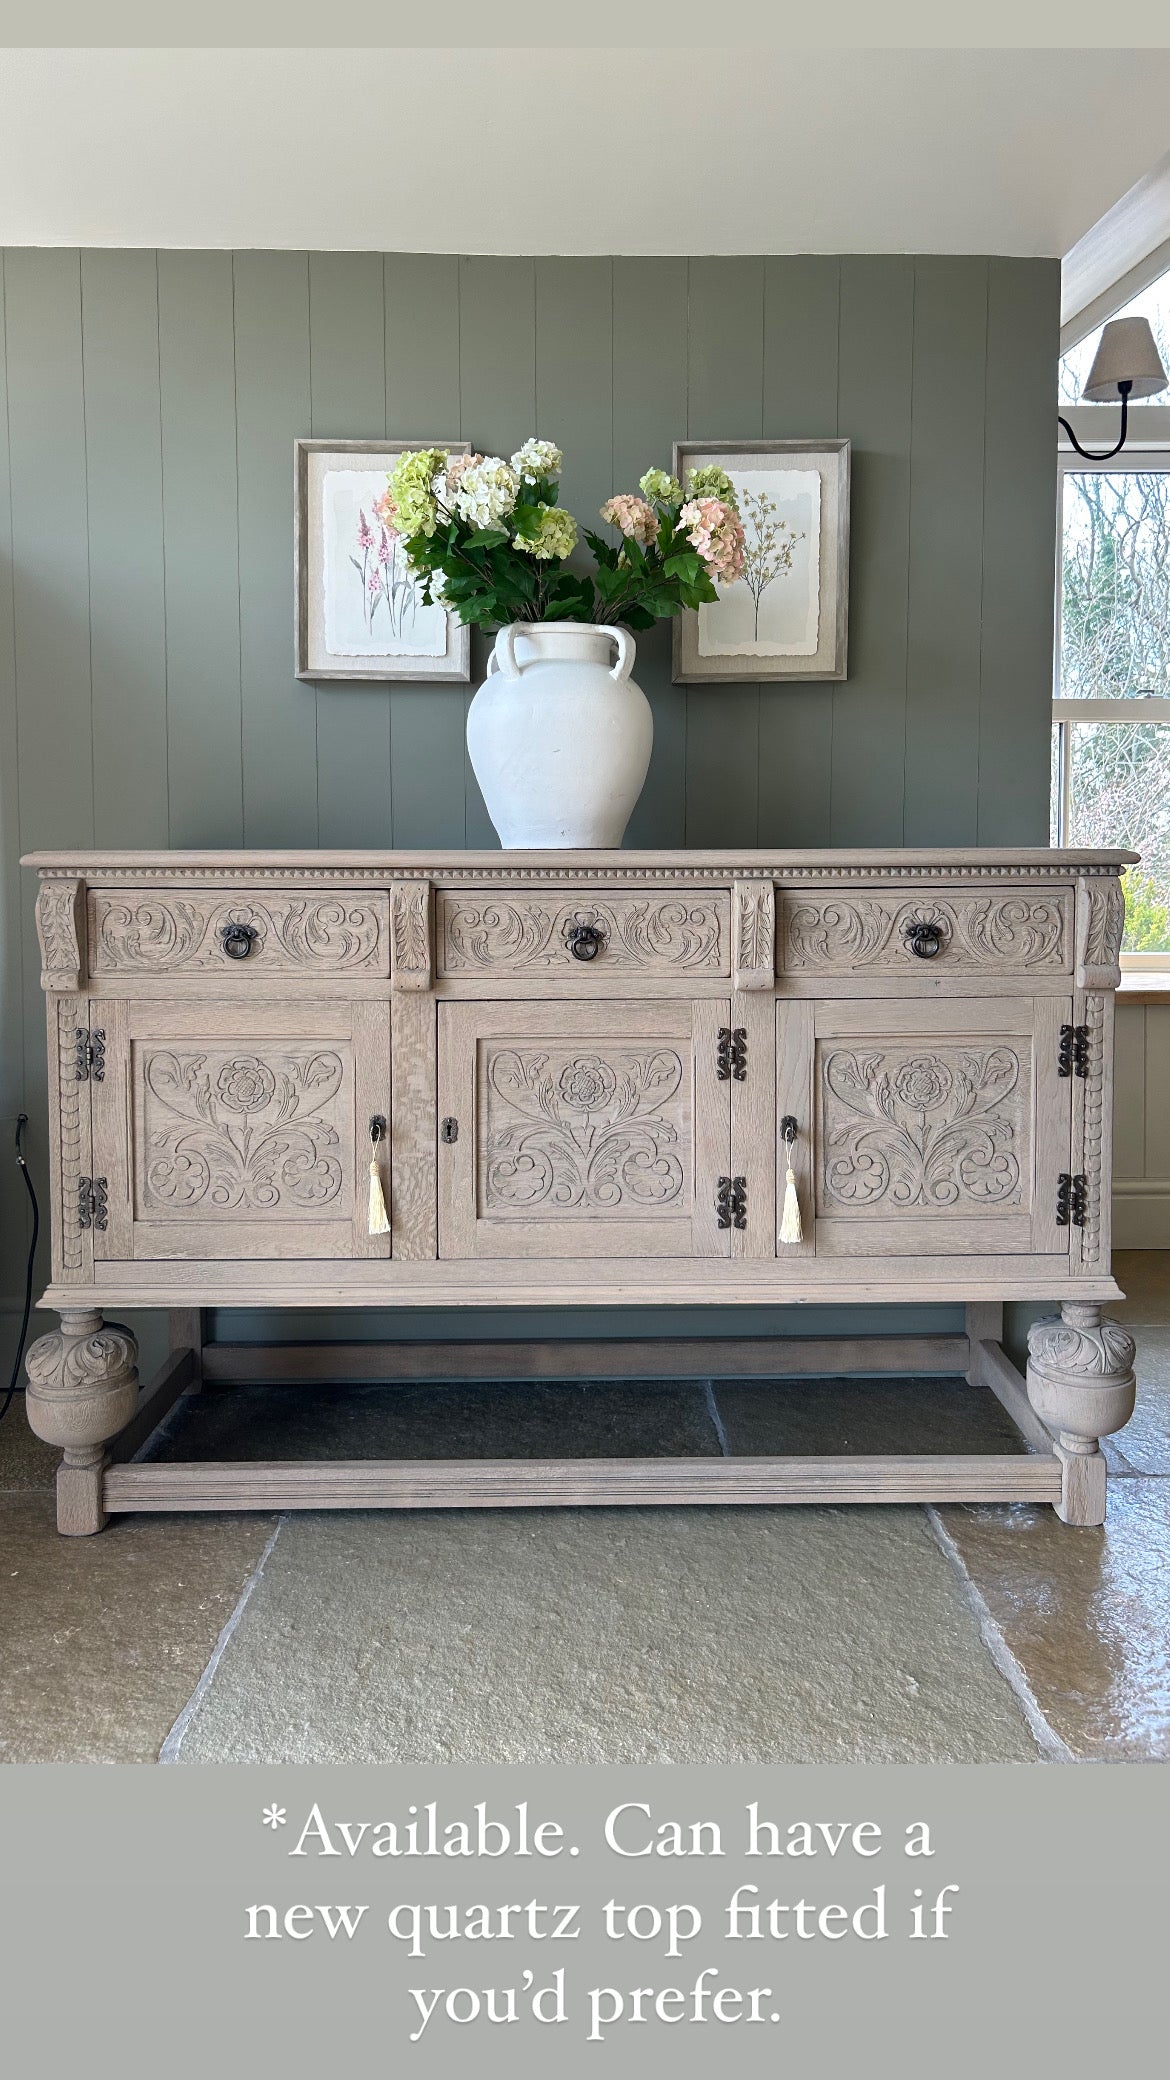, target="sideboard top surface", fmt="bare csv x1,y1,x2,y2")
23,847,1137,878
